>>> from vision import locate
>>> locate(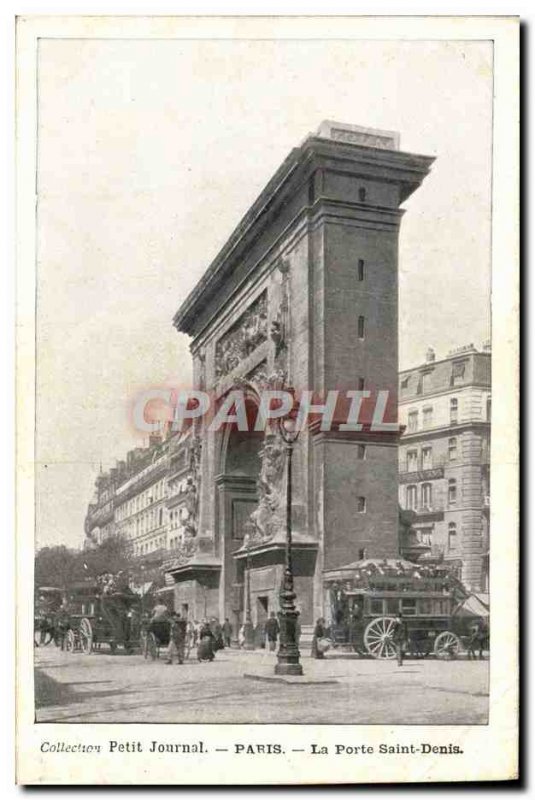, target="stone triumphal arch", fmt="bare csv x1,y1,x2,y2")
165,121,433,635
